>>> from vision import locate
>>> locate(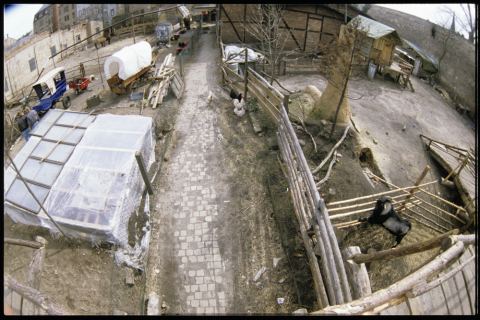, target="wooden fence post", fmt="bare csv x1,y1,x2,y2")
244,48,248,101
398,165,430,211
135,151,154,195
343,246,372,300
